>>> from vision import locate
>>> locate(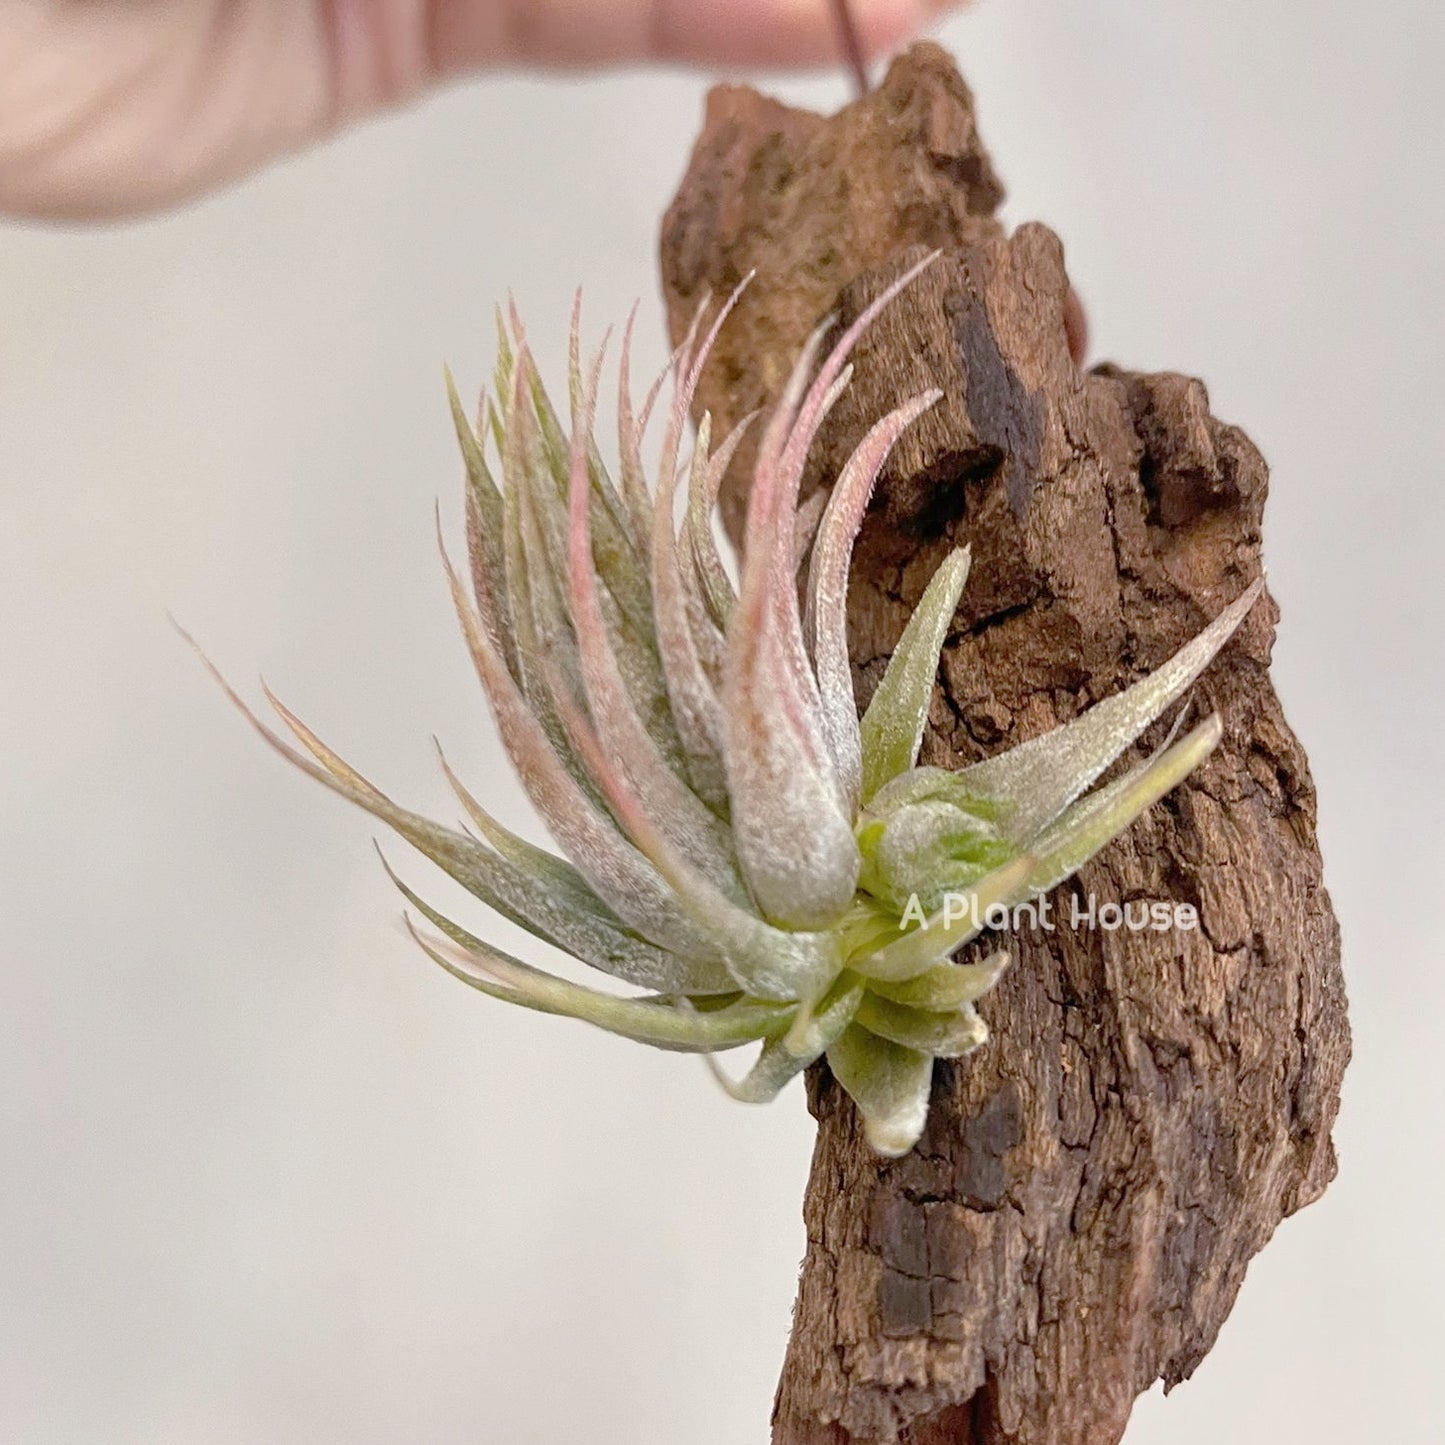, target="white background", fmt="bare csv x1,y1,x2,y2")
2,3,1441,1441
